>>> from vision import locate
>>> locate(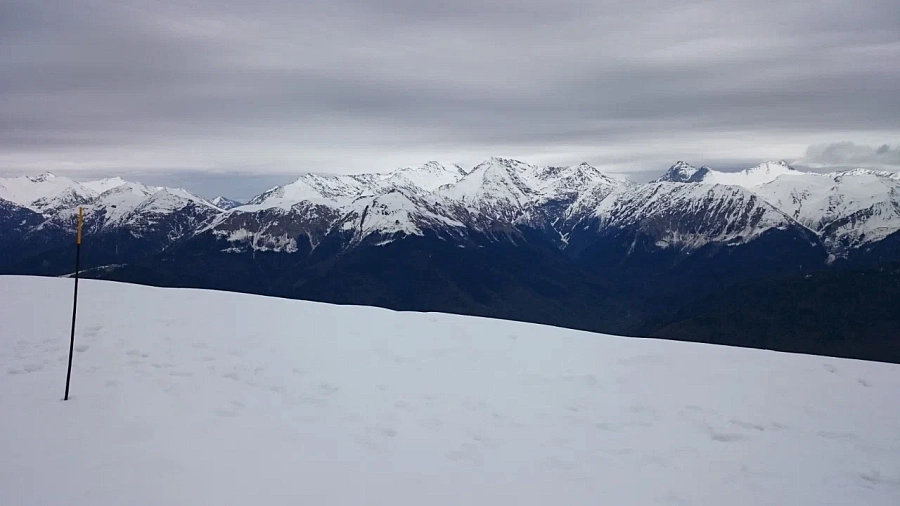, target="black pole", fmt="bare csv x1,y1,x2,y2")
65,208,83,401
